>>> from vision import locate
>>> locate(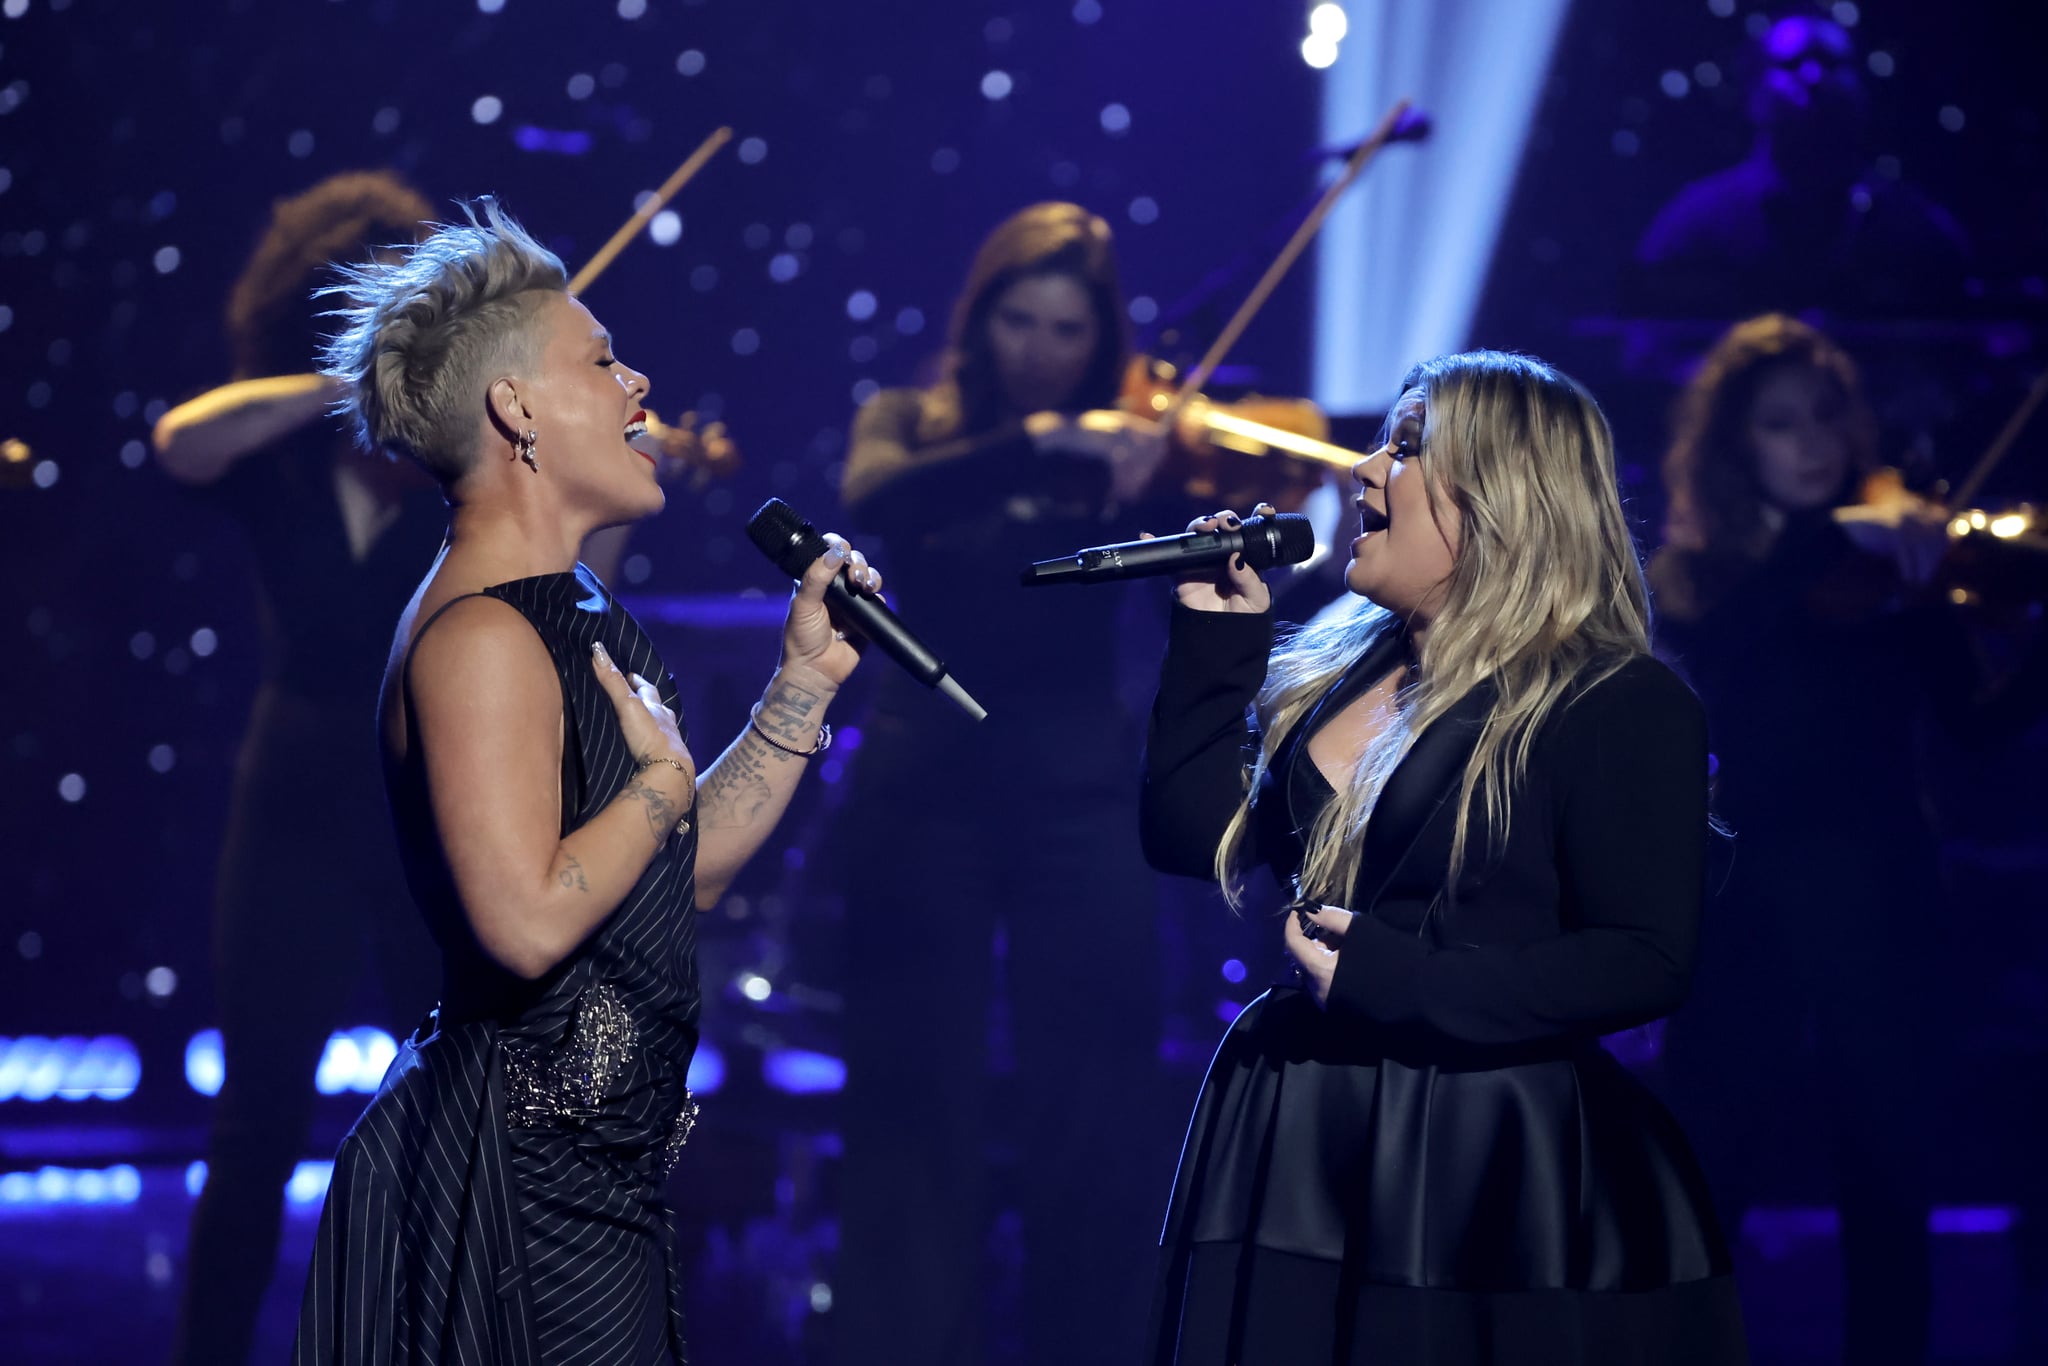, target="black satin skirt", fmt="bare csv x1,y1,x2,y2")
1148,988,1748,1366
